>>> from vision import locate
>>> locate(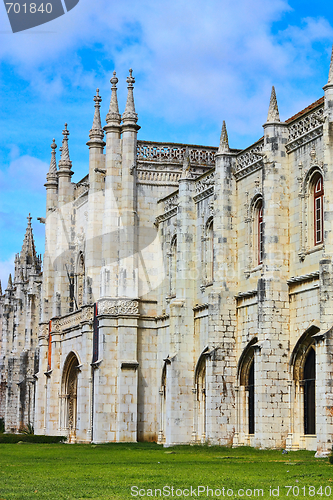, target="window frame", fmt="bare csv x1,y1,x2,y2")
313,175,324,246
